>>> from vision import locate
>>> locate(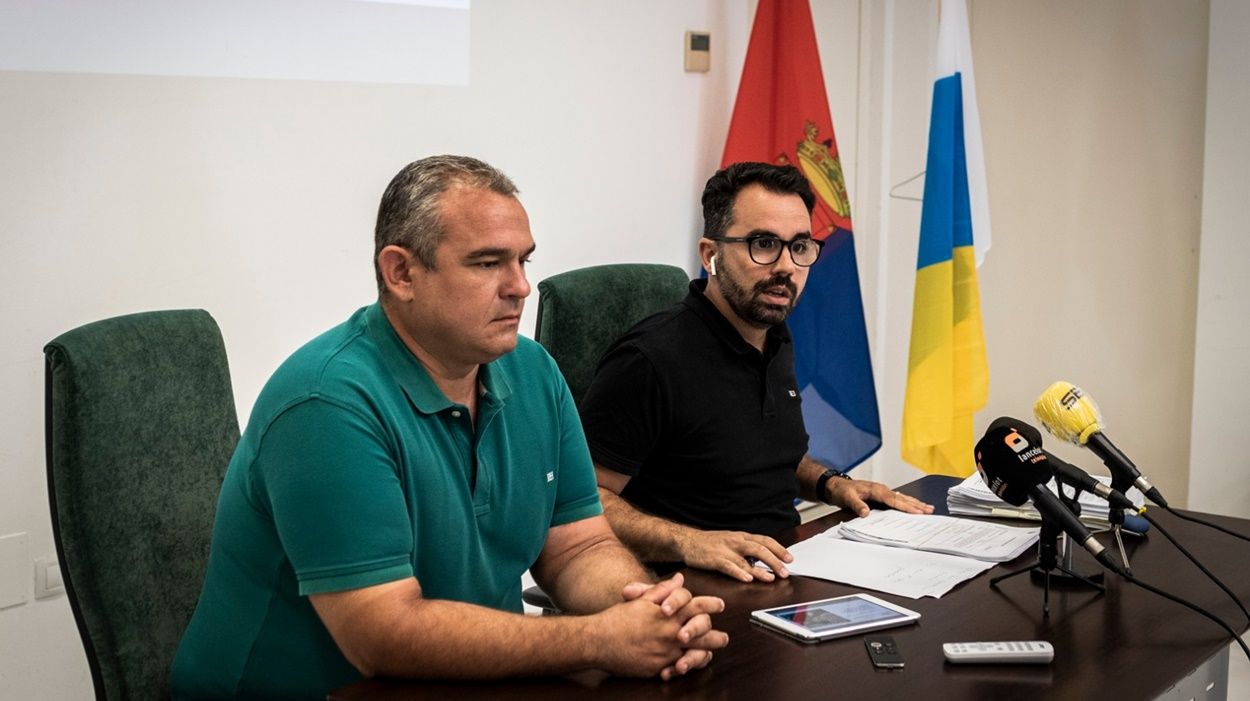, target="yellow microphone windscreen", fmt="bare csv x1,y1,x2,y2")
1033,381,1104,446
